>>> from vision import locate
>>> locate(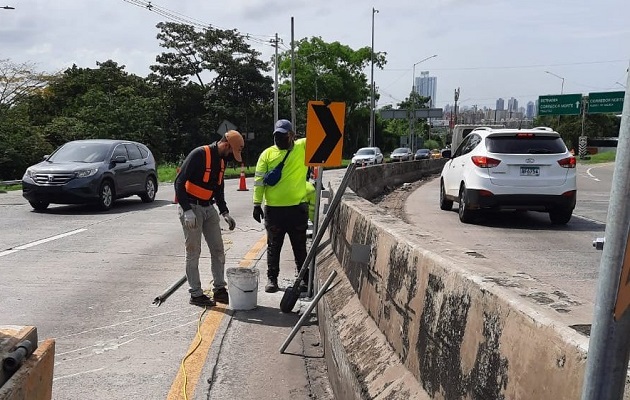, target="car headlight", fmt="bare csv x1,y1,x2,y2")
75,168,98,178
24,168,35,178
